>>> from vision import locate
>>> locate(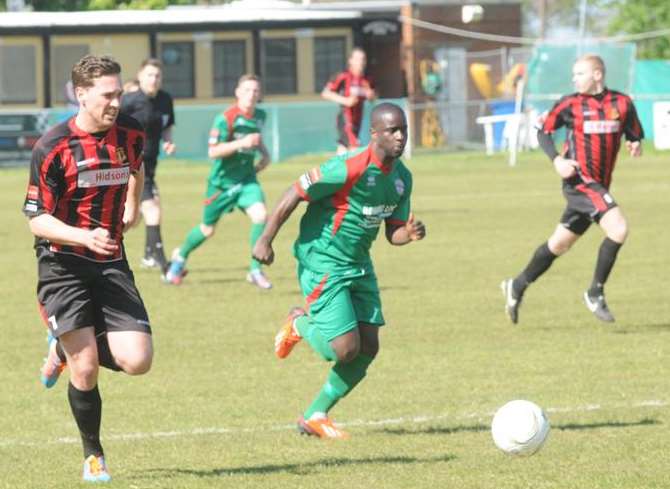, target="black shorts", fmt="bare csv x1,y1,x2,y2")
336,112,361,149
141,157,159,202
36,248,151,339
560,181,618,235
